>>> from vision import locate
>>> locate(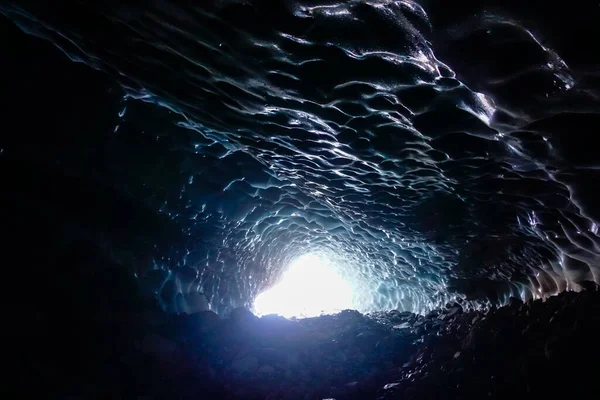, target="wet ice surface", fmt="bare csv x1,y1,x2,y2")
1,0,600,315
